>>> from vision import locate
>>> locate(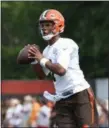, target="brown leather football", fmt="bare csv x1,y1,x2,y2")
17,45,35,64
